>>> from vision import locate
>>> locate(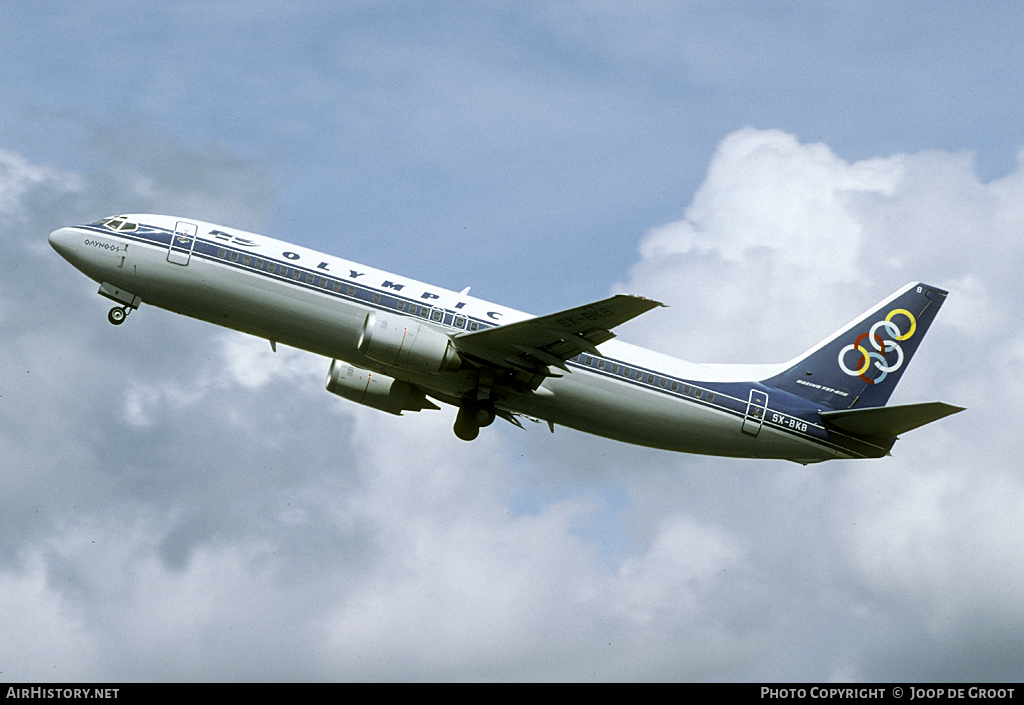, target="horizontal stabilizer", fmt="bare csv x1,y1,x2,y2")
819,402,964,438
